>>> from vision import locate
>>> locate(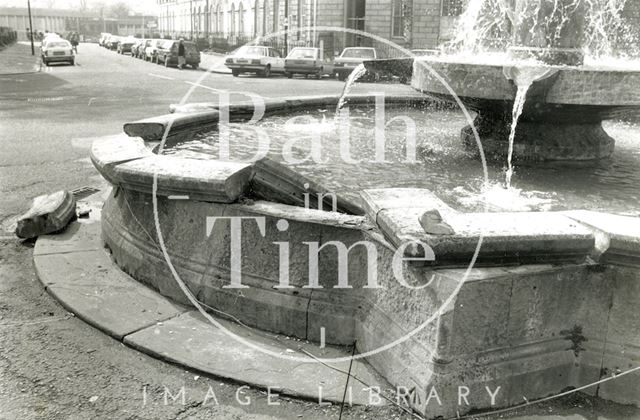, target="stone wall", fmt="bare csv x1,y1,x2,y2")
411,0,443,48
623,0,640,49
363,0,398,46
